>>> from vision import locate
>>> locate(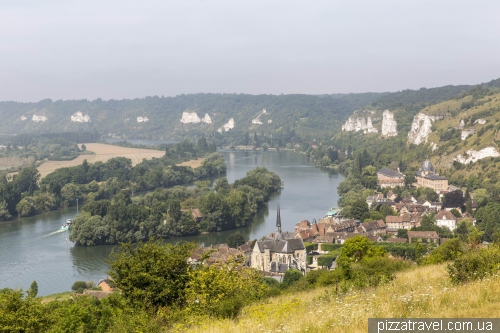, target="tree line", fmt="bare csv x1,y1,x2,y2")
69,167,282,246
